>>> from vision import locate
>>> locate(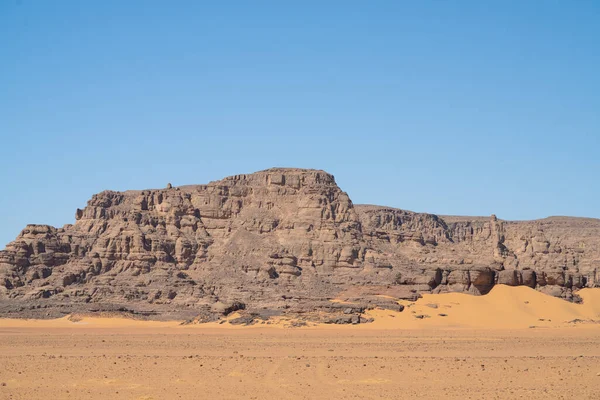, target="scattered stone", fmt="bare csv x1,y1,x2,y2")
222,302,246,316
